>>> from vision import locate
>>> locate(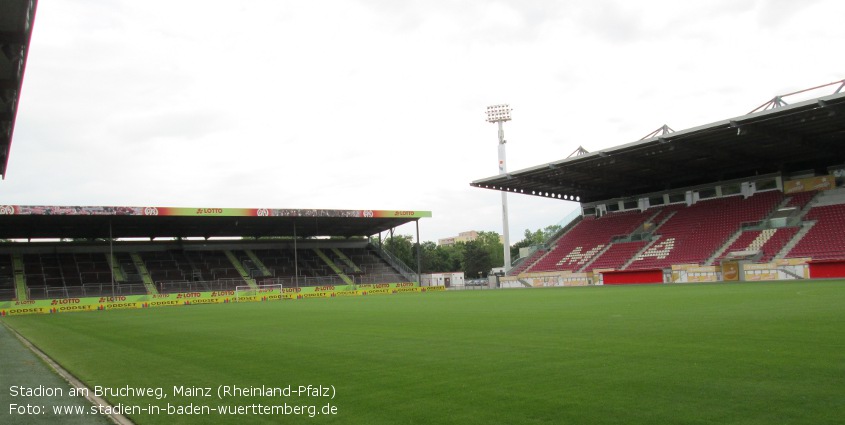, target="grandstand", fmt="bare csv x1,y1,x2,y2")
0,207,430,301
472,80,845,281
